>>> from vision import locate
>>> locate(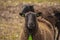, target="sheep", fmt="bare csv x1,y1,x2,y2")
19,2,60,40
